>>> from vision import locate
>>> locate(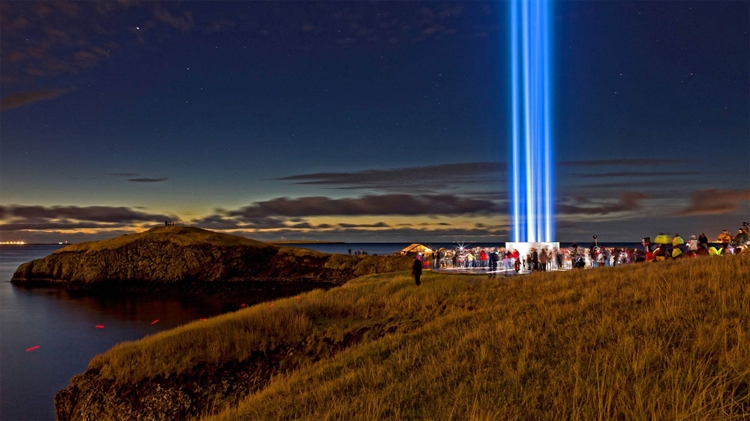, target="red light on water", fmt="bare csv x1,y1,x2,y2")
95,325,105,329
151,319,159,325
26,345,40,352
240,303,246,307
